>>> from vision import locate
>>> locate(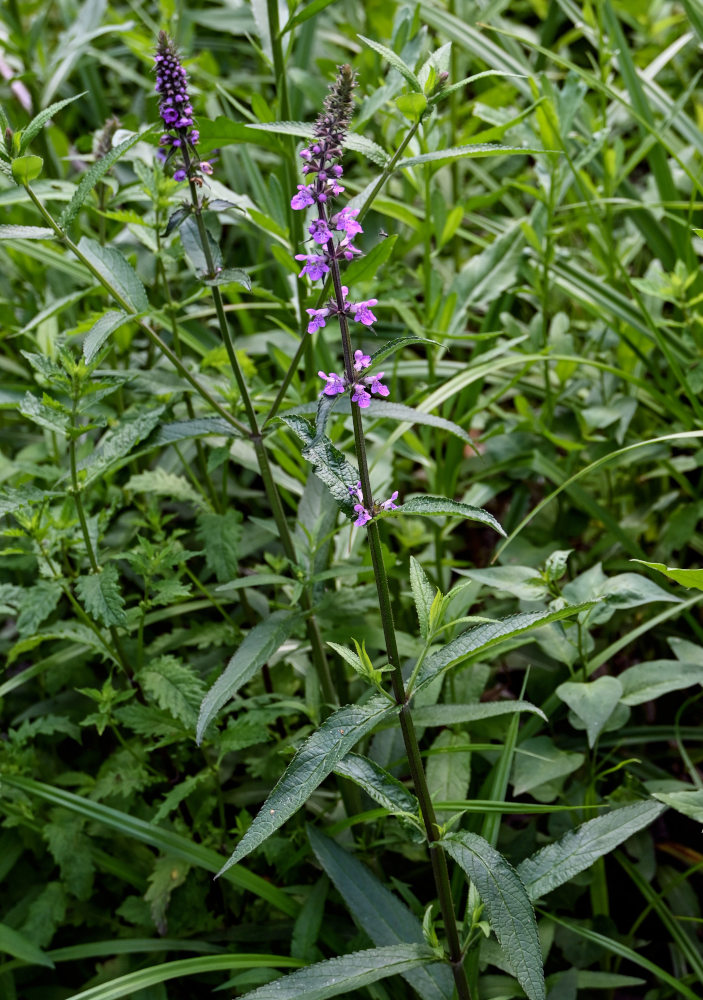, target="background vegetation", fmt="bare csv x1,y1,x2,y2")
1,0,703,997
